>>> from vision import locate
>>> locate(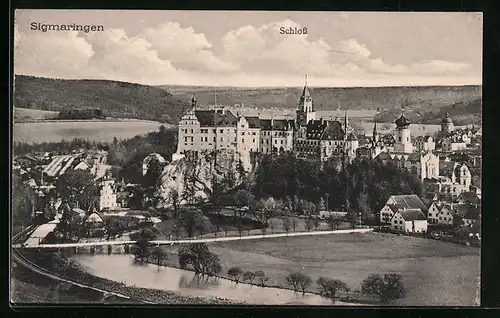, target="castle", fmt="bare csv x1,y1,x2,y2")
174,76,359,164
173,76,475,183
